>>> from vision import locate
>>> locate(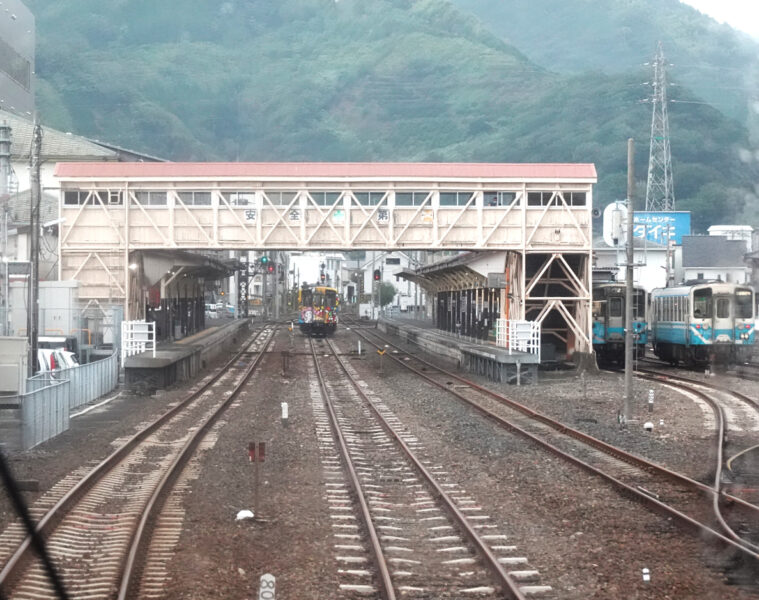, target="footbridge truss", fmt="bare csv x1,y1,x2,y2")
55,162,596,351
